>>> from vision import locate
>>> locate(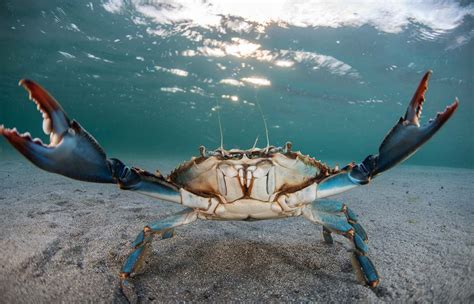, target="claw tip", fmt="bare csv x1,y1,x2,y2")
423,70,432,82
450,98,459,111
452,98,459,111
18,79,35,92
